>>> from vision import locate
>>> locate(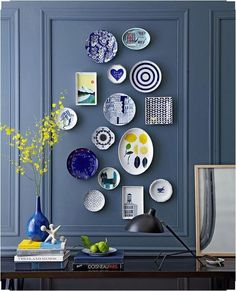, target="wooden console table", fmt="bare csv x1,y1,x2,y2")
1,256,235,290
